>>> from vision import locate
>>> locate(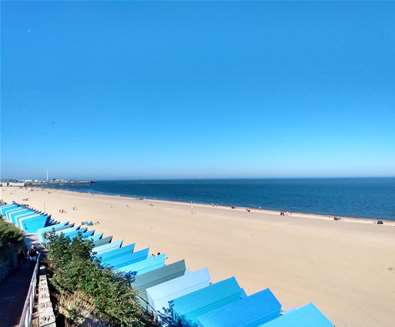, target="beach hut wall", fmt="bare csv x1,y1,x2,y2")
256,303,333,327
92,240,123,254
117,254,166,275
146,268,211,314
170,277,246,326
93,235,112,247
197,288,282,327
106,248,150,268
97,243,135,261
